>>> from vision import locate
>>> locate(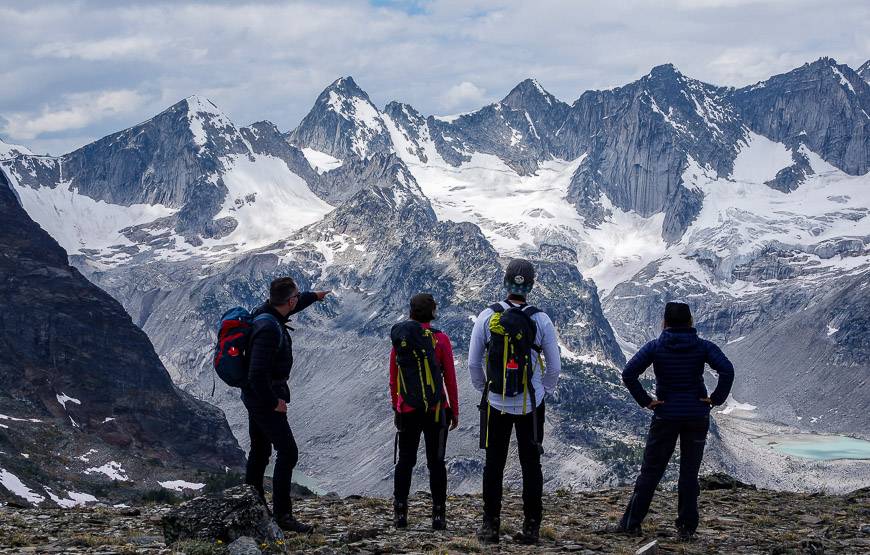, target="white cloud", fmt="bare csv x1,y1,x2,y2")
33,36,172,61
440,81,488,110
2,89,148,140
0,0,867,154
